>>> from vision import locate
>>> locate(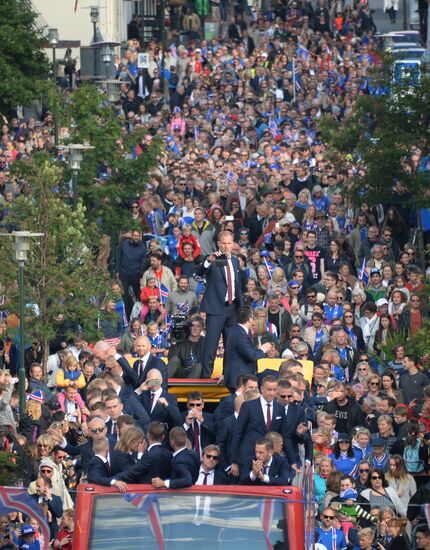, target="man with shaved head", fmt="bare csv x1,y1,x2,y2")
132,368,182,431
93,335,168,389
